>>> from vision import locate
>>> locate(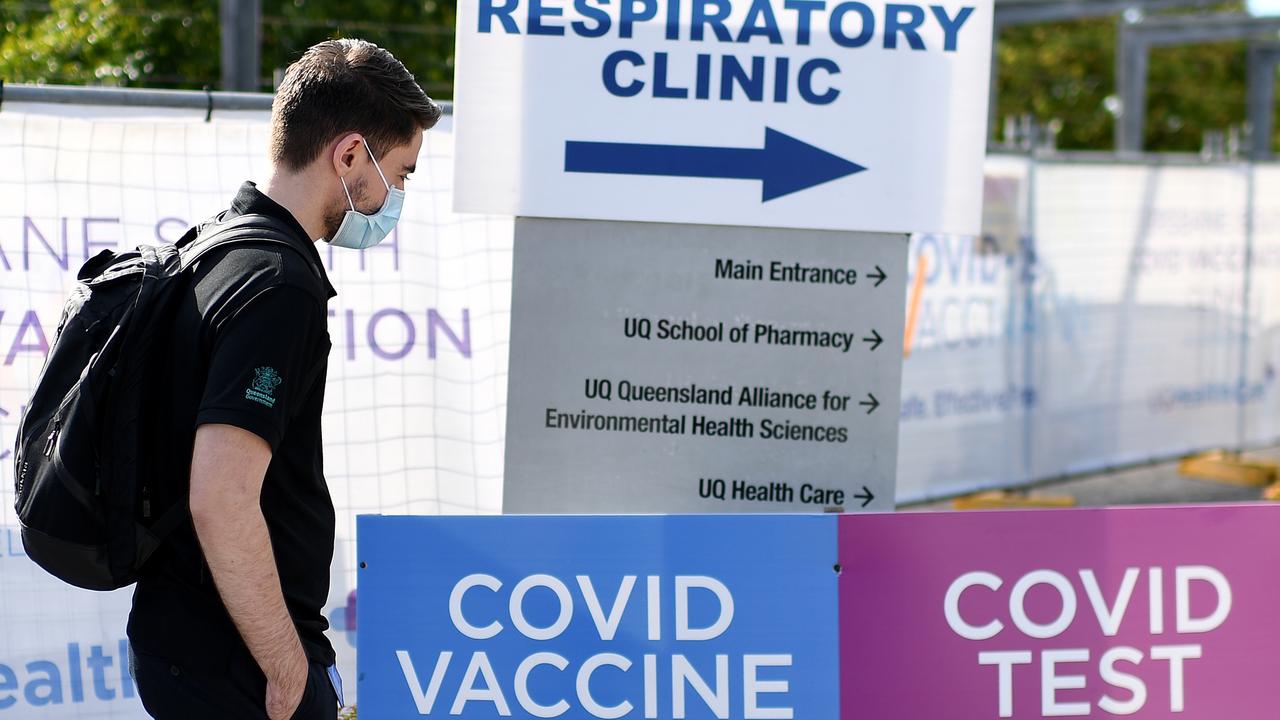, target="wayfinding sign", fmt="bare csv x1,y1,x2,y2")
454,0,994,235
502,219,906,513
